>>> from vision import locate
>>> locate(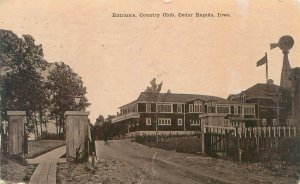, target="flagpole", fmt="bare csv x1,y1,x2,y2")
265,52,268,83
